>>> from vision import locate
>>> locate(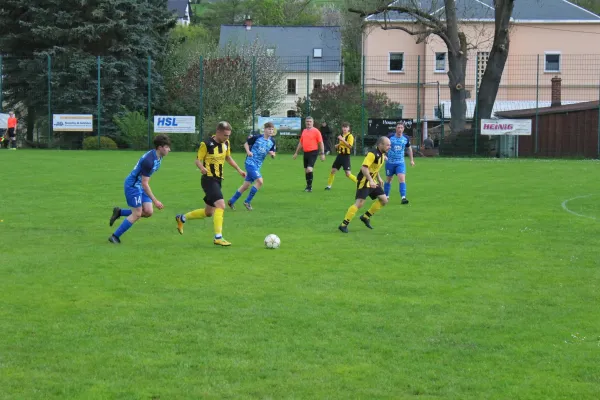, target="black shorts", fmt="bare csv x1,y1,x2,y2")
332,154,351,171
201,175,223,207
355,185,385,200
7,128,15,138
303,150,319,169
